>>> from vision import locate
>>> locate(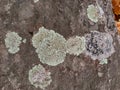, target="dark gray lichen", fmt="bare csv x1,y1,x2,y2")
84,31,115,60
